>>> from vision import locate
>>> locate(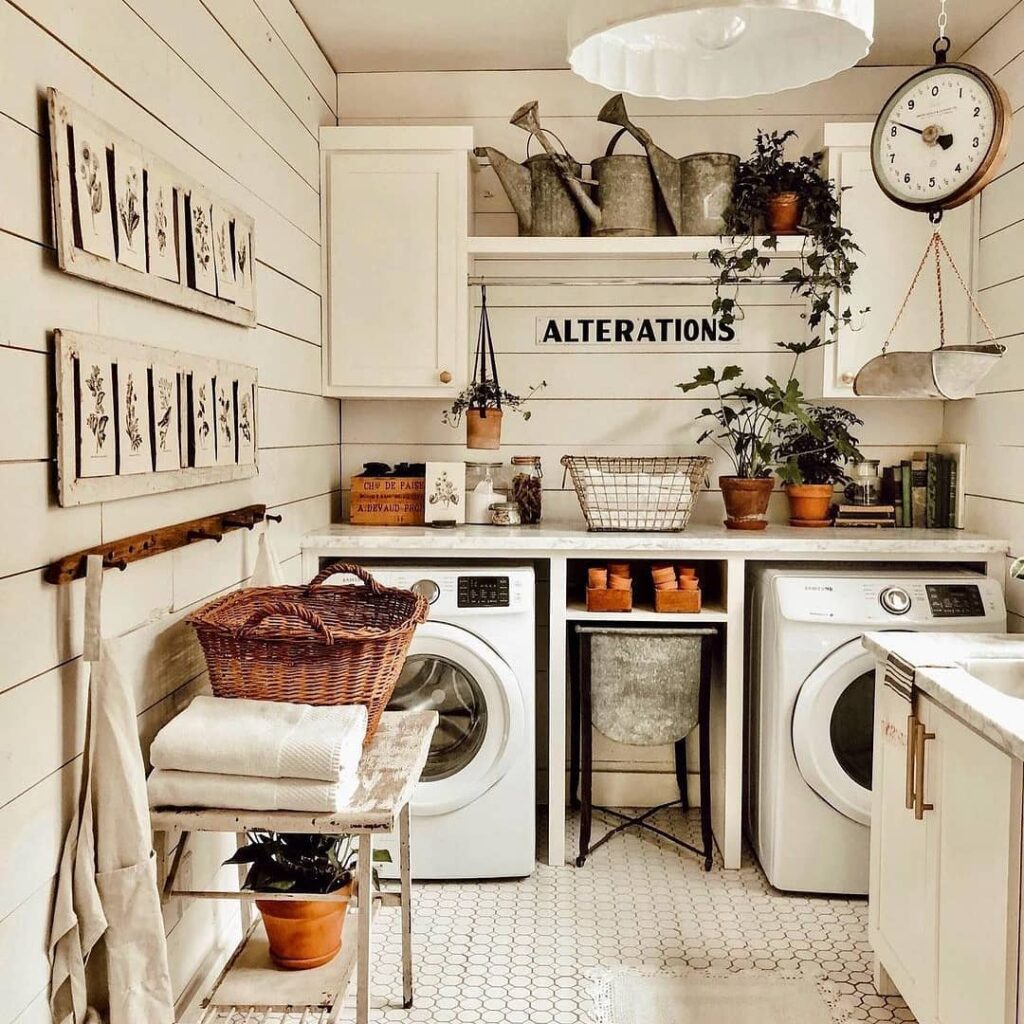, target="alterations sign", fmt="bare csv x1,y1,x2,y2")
536,314,737,346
